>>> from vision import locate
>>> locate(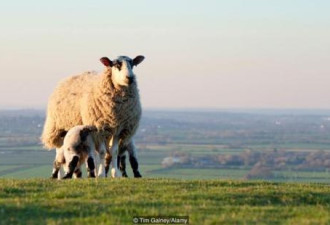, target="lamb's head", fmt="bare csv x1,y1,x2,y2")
100,55,145,88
